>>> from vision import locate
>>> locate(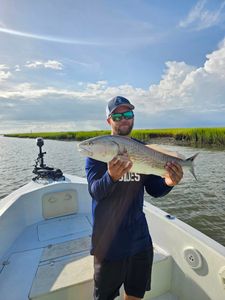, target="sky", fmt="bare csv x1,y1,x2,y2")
0,0,225,133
